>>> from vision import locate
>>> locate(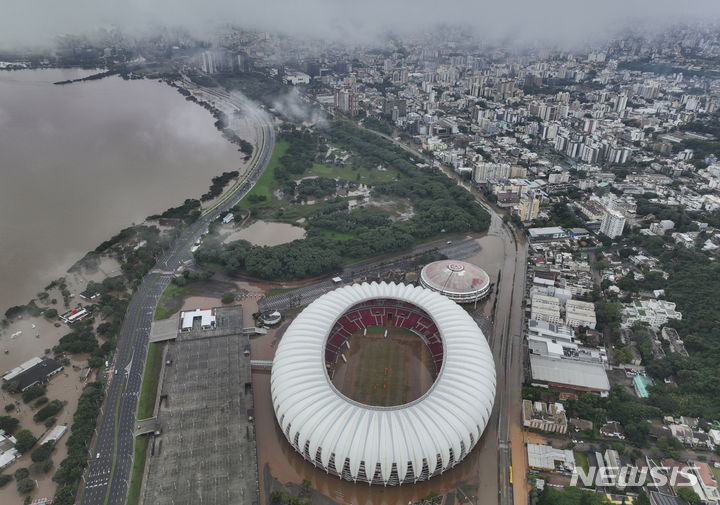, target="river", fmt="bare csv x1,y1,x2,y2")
0,68,243,314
